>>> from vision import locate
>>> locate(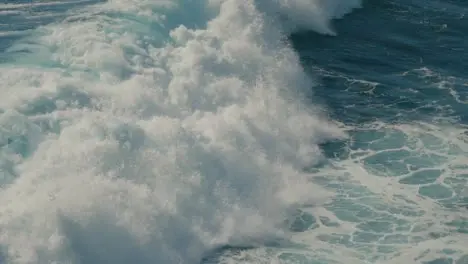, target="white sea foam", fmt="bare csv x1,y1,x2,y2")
0,0,95,10
210,121,468,264
0,0,361,263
